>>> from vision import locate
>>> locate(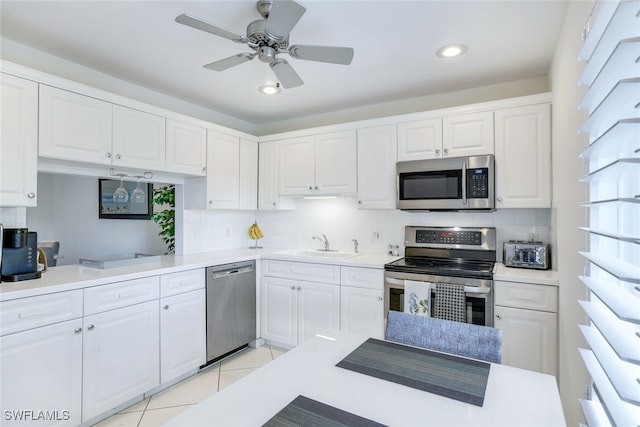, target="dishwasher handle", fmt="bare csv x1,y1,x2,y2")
207,262,255,279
